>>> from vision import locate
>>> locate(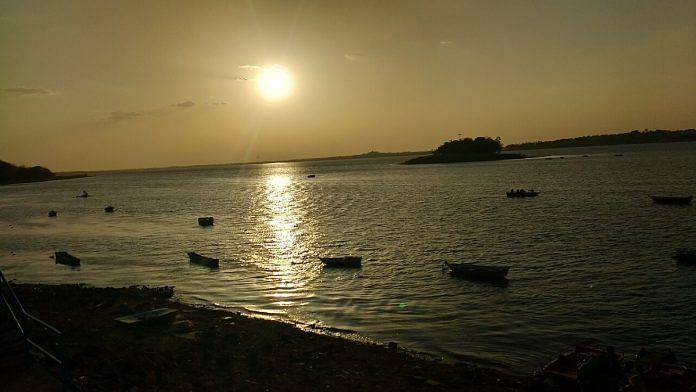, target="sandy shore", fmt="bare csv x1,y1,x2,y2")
1,284,538,391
